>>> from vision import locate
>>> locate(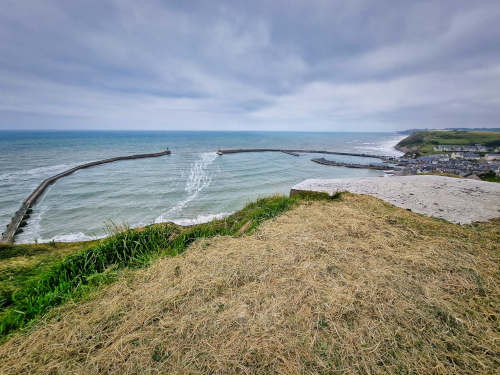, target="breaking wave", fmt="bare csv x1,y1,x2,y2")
171,212,232,226
355,135,406,156
37,232,99,244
